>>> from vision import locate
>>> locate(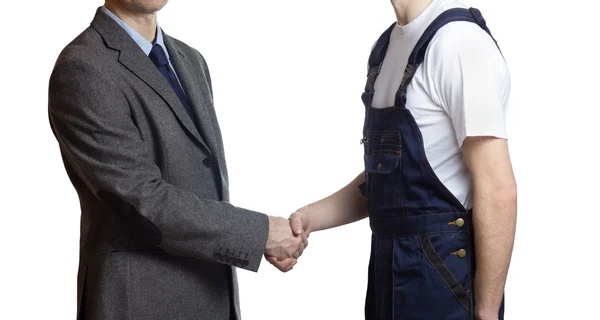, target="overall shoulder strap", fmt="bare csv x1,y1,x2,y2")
395,7,502,107
364,23,396,93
